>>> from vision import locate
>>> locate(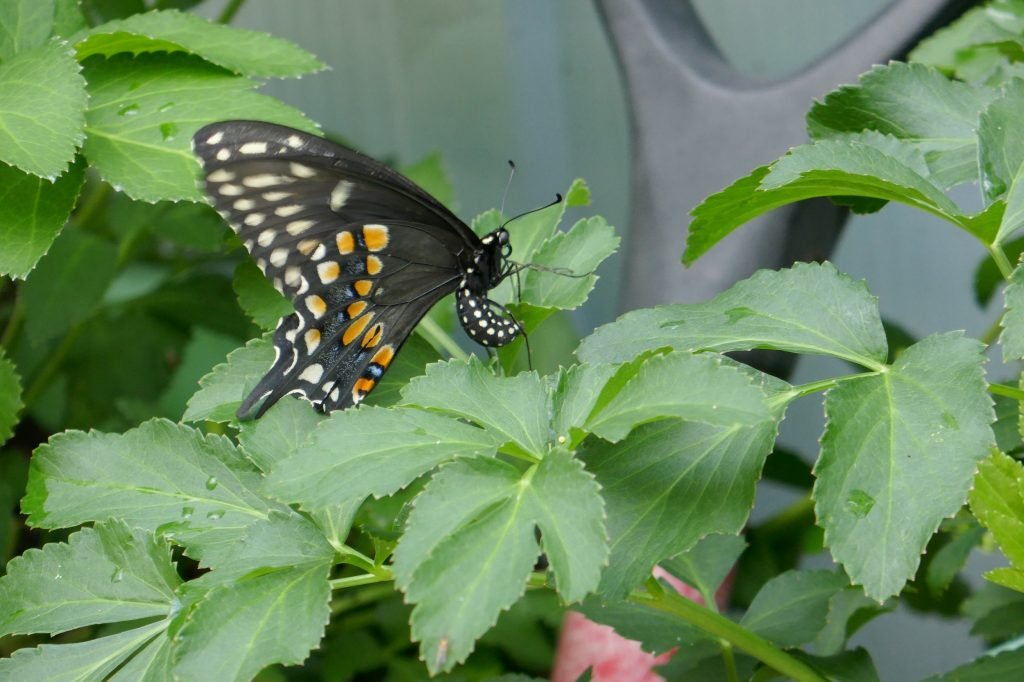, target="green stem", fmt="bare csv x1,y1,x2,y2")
329,572,392,591
720,640,740,682
628,588,827,682
981,313,1005,347
217,0,247,24
989,244,1015,281
788,370,881,401
417,316,468,361
72,182,111,230
331,583,396,614
991,382,1024,401
22,325,84,408
0,294,24,353
339,546,388,576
